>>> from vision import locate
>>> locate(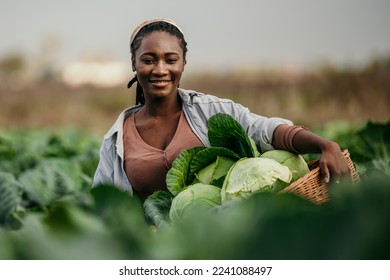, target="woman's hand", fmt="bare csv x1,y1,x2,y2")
273,125,351,183
284,128,351,183
319,141,351,183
